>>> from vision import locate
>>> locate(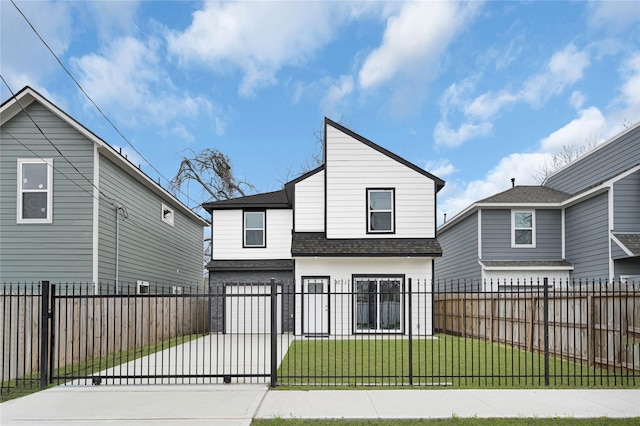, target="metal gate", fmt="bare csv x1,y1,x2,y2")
40,280,283,386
